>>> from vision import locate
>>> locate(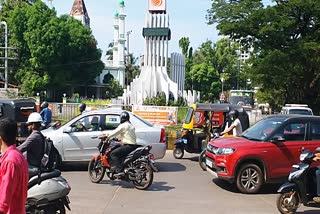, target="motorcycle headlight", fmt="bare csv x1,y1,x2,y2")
217,148,235,155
